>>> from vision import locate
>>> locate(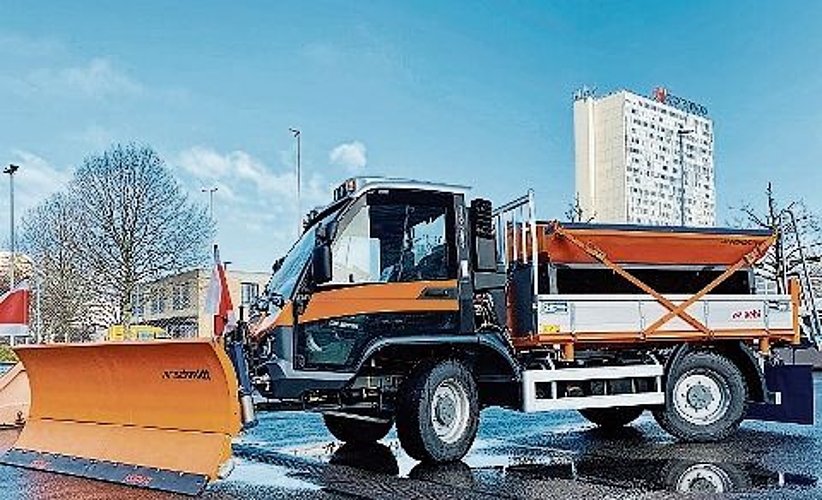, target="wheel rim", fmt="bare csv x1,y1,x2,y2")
430,378,470,444
675,463,732,493
673,371,728,426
